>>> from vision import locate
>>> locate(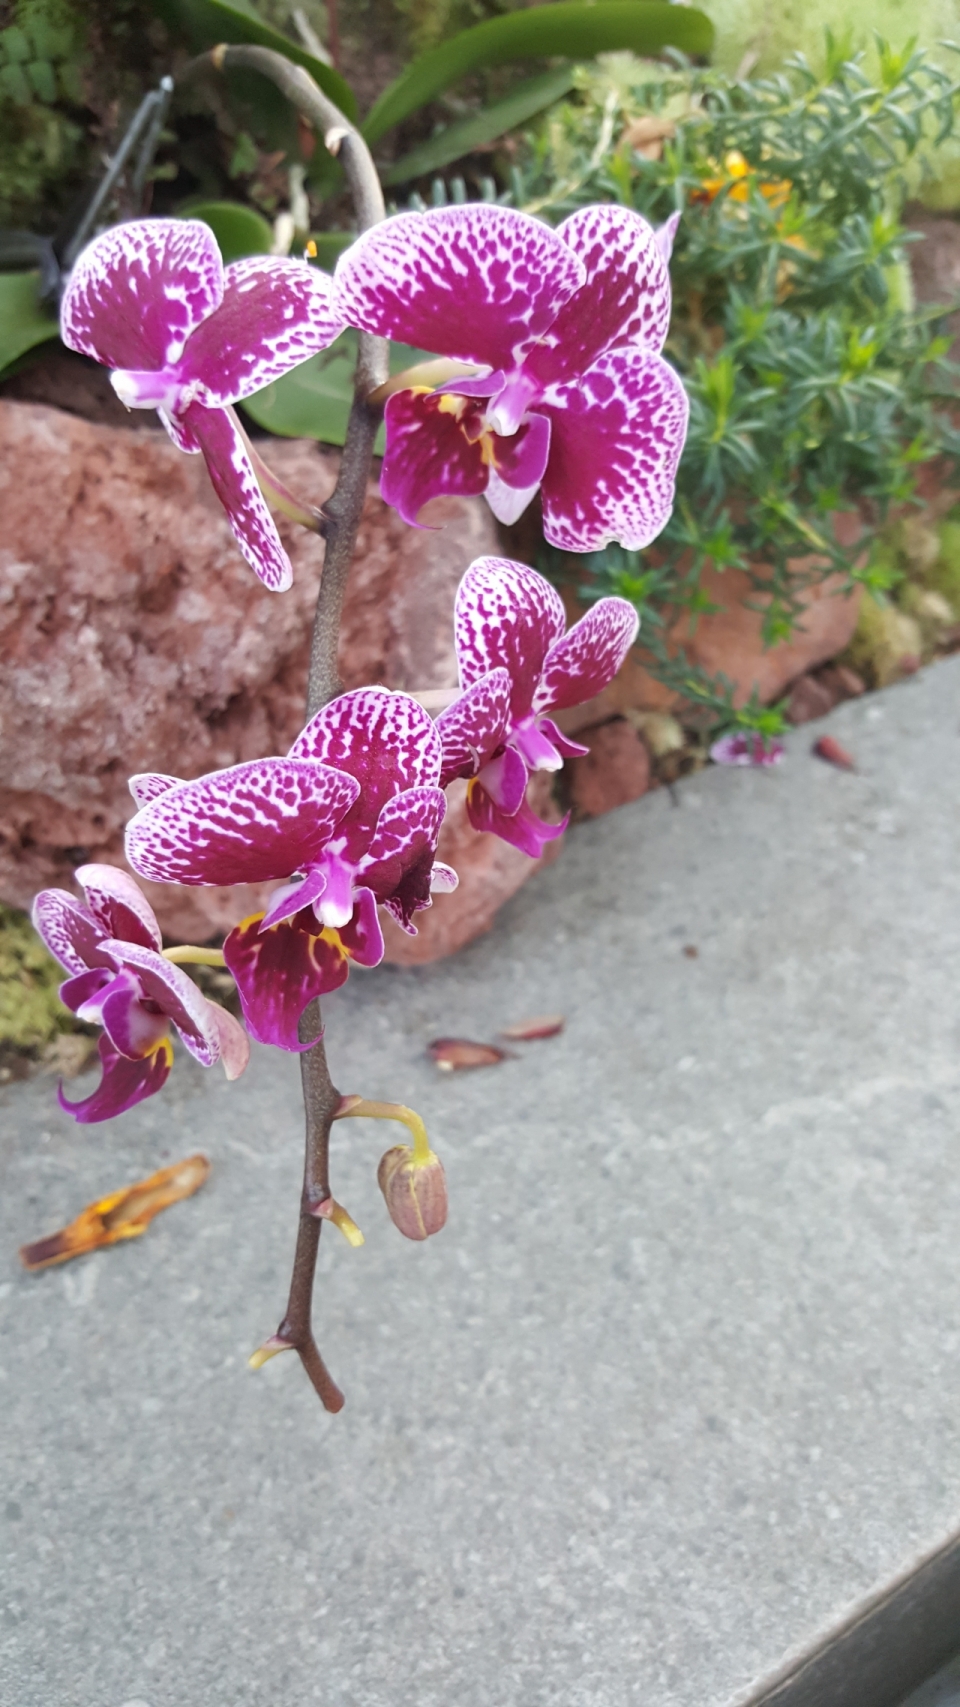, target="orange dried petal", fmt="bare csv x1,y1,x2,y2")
19,1154,211,1271
427,1038,509,1071
499,1014,565,1041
